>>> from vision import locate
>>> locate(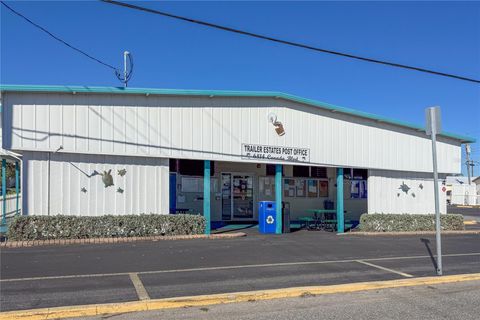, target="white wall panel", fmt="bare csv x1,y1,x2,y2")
368,169,447,214
5,92,462,174
22,151,169,216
